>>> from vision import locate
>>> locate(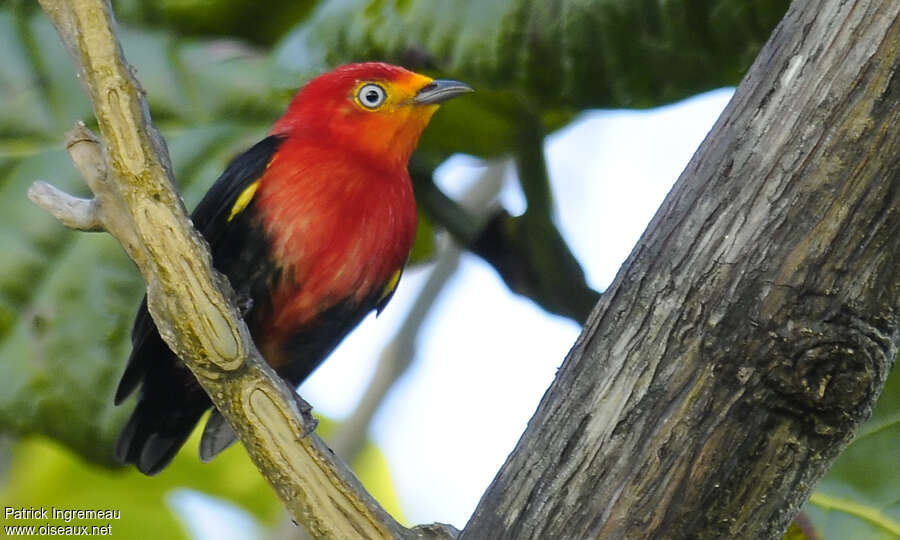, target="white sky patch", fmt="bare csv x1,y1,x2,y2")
547,88,736,290
372,253,581,525
169,489,263,540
